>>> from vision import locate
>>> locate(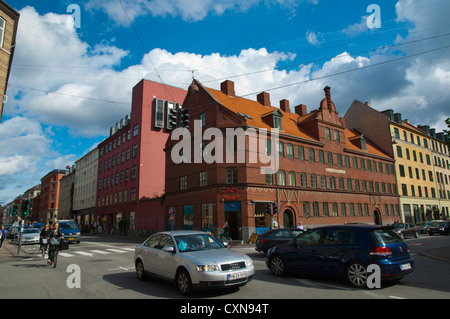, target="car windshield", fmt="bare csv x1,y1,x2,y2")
23,229,39,234
393,223,406,229
430,221,442,227
174,234,224,252
372,229,403,244
59,223,78,229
